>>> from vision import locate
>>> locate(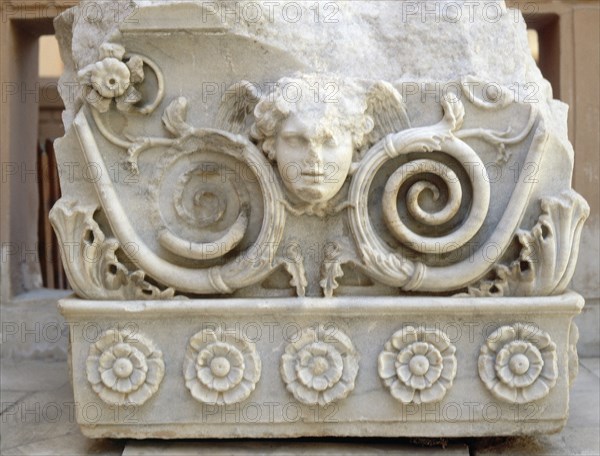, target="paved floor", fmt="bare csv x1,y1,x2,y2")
1,358,598,455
